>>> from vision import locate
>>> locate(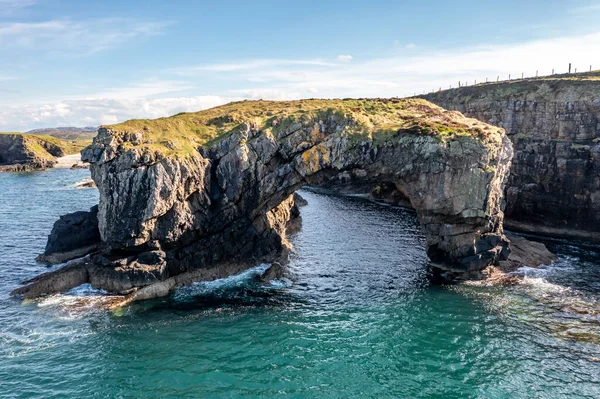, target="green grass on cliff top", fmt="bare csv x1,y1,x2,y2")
0,132,88,158
421,70,600,101
104,98,502,157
